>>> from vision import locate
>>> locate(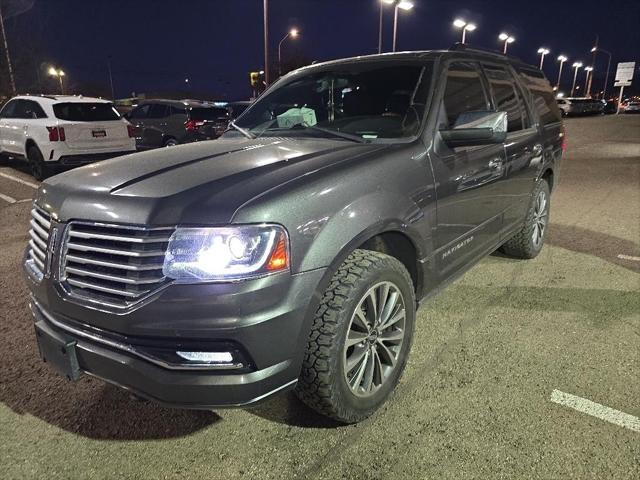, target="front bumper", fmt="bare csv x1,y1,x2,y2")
26,267,326,408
